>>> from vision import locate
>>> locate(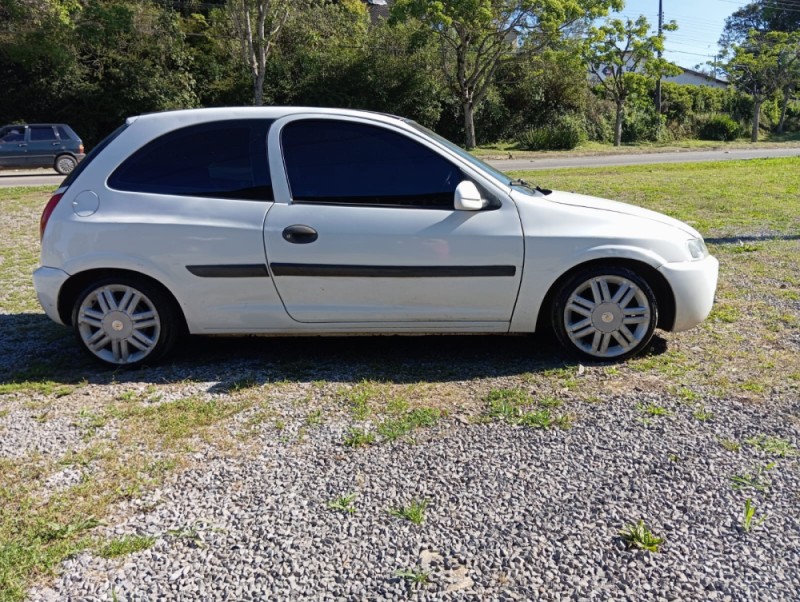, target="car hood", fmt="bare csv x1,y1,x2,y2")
539,190,702,239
